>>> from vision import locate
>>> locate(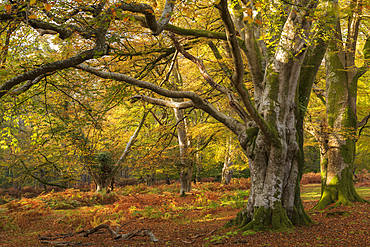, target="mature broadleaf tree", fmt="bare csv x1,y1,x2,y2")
315,0,369,209
0,0,335,230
